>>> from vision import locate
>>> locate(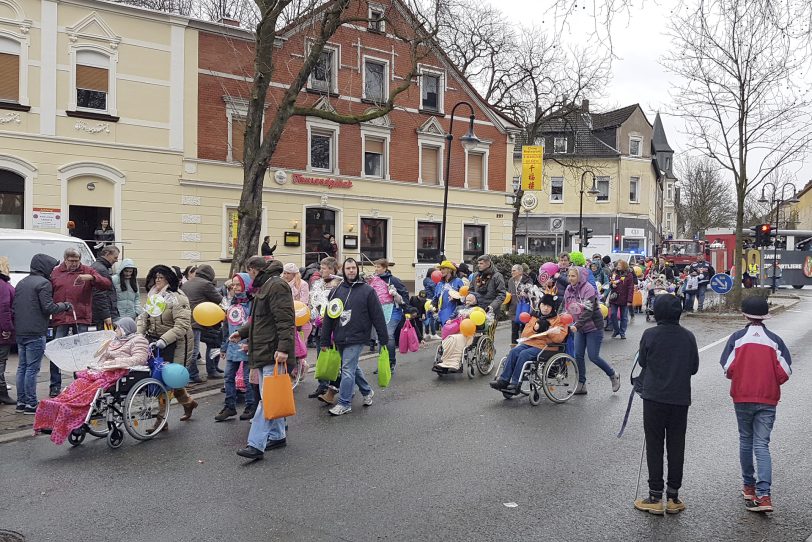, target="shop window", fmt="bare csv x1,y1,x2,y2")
417,221,441,263
310,130,334,171
75,50,110,112
623,237,643,252
230,116,246,162
596,176,610,202
630,176,640,203
309,48,336,93
550,177,563,202
463,225,486,262
305,207,336,265
361,217,387,261
0,38,20,103
527,236,558,257
363,59,387,102
467,152,484,189
0,170,24,229
421,145,440,185
364,137,385,178
421,72,441,112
